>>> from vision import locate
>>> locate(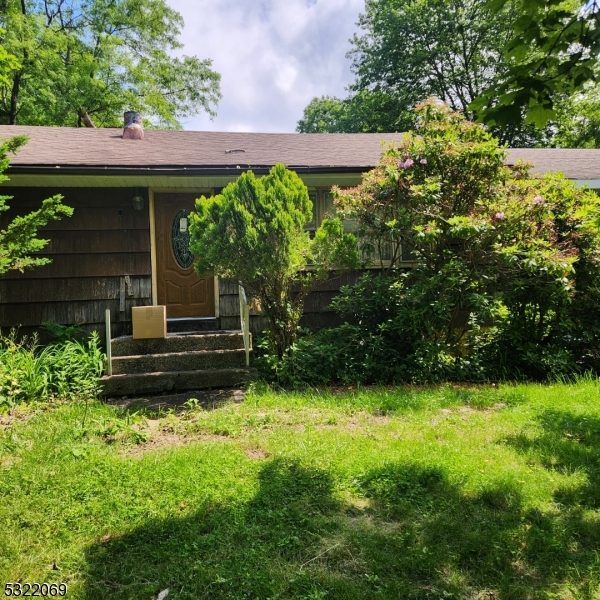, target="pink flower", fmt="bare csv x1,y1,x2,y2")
420,158,427,165
533,195,545,204
494,211,505,220
404,158,414,167
397,160,405,168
